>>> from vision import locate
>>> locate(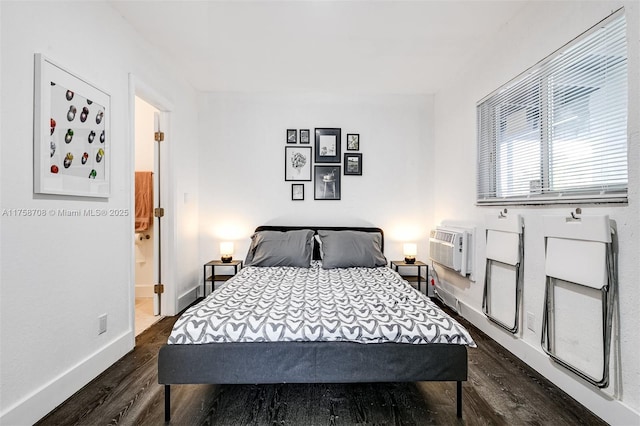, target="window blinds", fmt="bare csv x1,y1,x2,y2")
477,9,628,205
